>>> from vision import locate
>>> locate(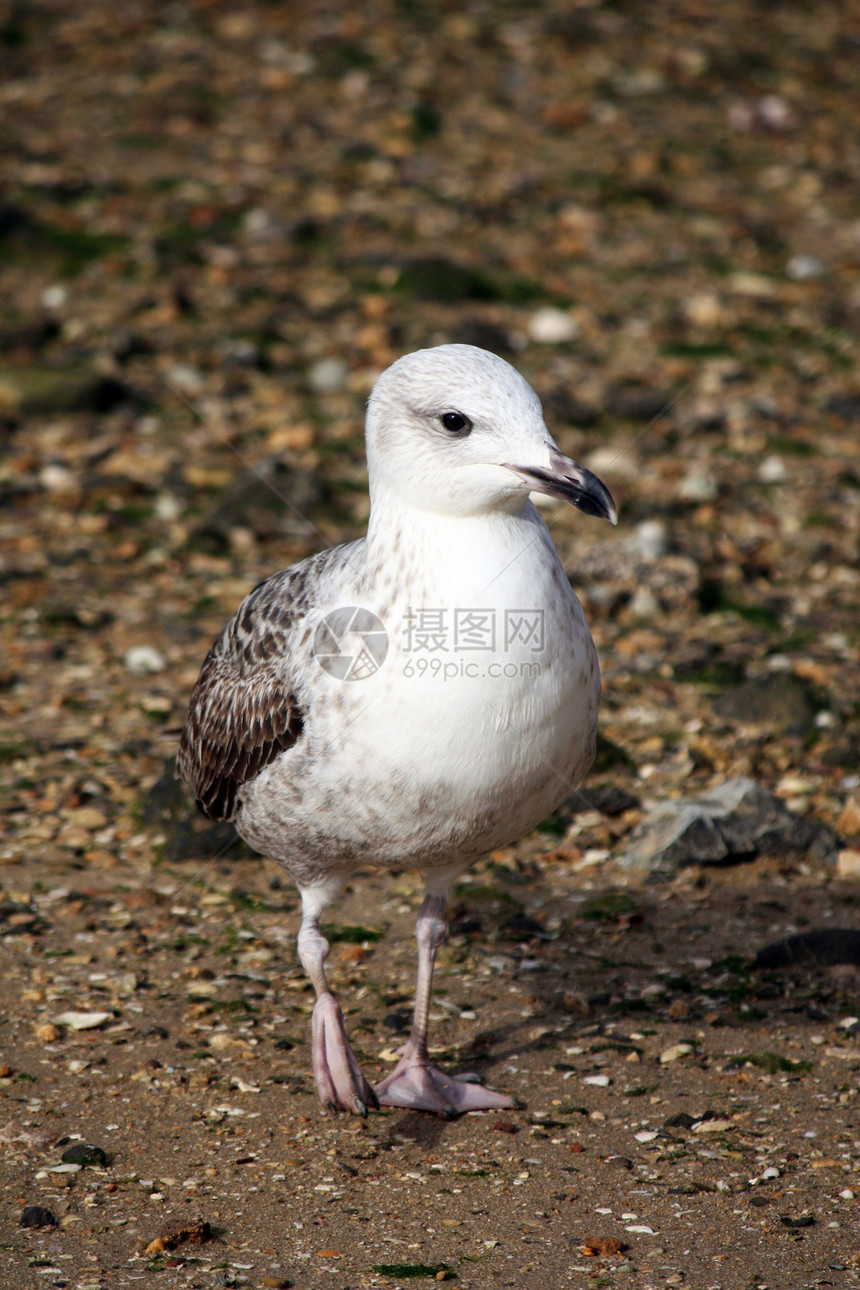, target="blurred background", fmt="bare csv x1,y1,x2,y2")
2,7,860,1282
1,0,858,869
